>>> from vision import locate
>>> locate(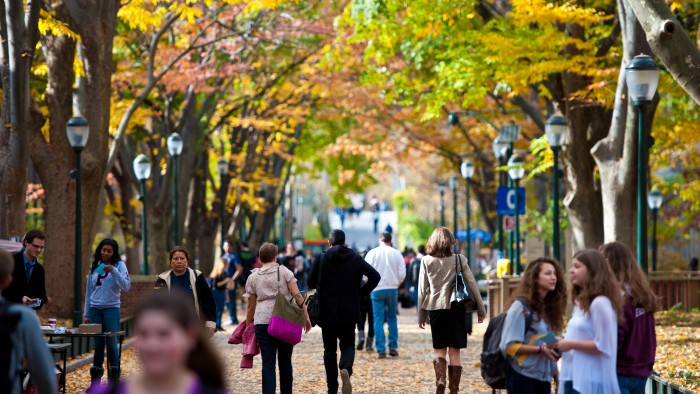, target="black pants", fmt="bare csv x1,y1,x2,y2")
357,299,374,337
254,324,294,394
322,323,356,394
506,368,551,394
